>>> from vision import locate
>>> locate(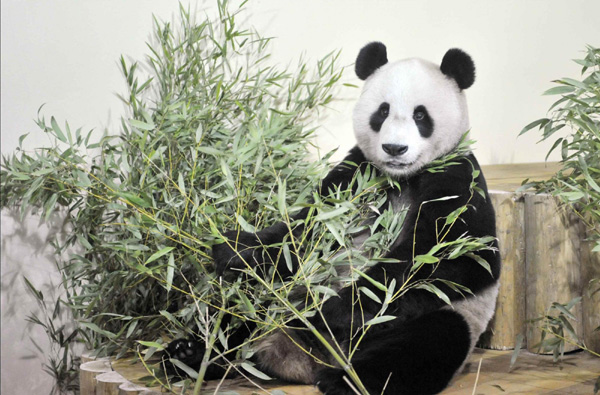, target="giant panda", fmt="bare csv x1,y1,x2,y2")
167,42,501,395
